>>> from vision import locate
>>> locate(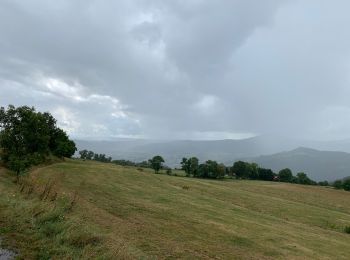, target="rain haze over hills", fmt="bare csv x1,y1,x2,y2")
2,1,350,180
